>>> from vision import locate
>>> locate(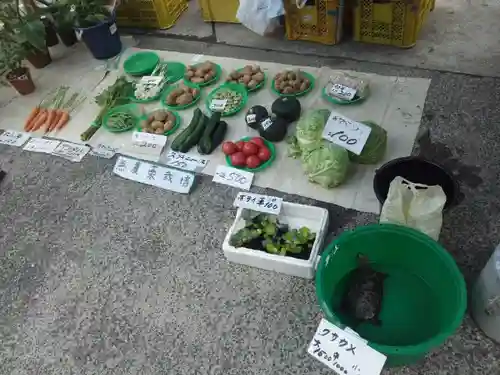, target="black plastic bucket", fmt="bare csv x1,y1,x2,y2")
373,157,459,209
76,14,121,60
